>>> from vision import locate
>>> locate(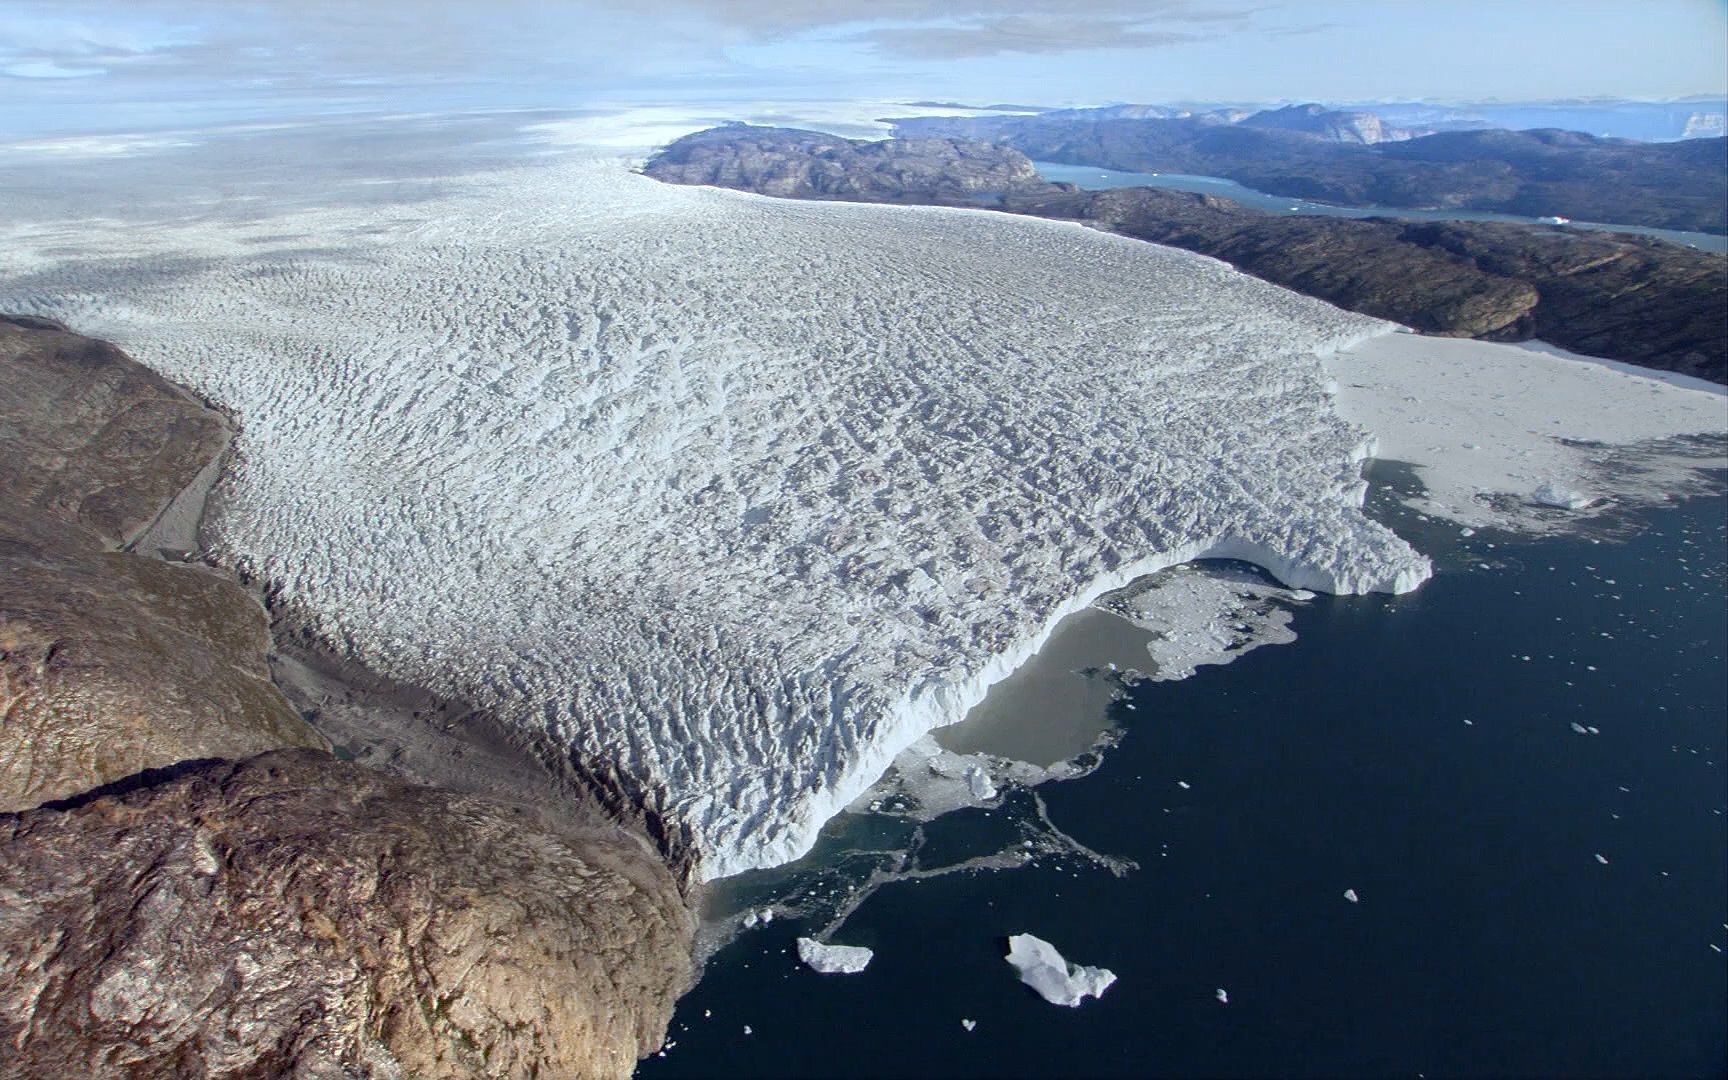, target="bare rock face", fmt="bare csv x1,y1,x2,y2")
0,749,695,1079
0,317,326,810
0,502,326,811
0,316,231,548
644,124,1052,202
